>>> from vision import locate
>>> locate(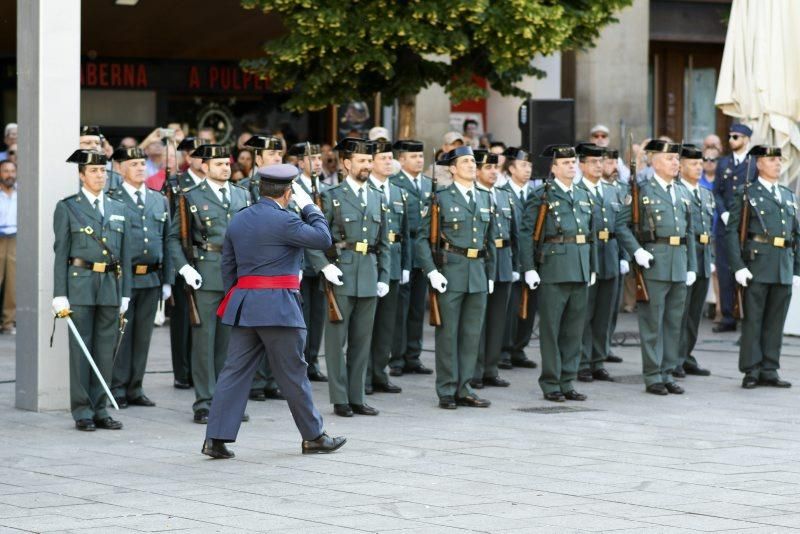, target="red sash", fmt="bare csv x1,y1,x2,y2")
216,275,300,317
